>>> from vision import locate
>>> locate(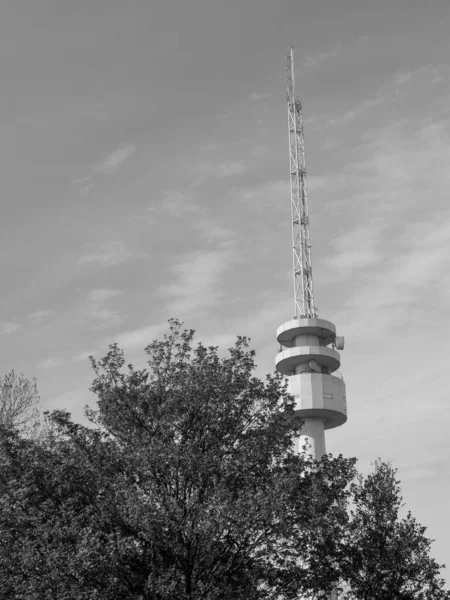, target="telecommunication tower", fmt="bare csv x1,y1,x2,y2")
286,46,316,320
275,47,347,459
